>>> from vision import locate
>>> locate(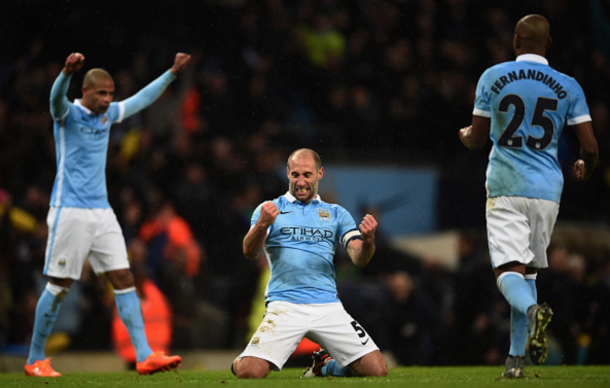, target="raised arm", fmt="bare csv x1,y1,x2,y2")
572,121,599,180
121,53,191,119
243,202,279,260
460,115,491,150
50,53,85,119
346,214,377,268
